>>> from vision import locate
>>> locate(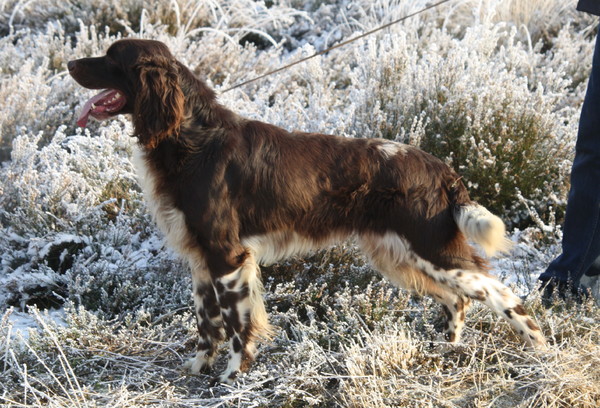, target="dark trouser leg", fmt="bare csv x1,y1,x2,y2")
540,27,600,287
